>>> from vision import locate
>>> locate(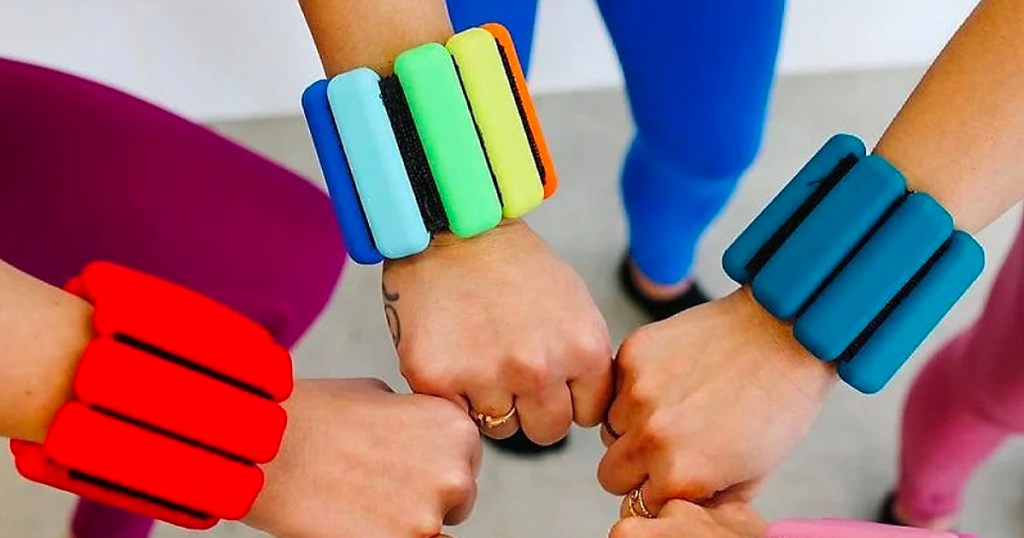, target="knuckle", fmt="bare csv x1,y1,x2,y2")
402,361,452,395
571,327,613,362
508,356,552,394
609,518,643,538
409,513,444,538
638,413,675,448
617,328,654,373
438,469,475,501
